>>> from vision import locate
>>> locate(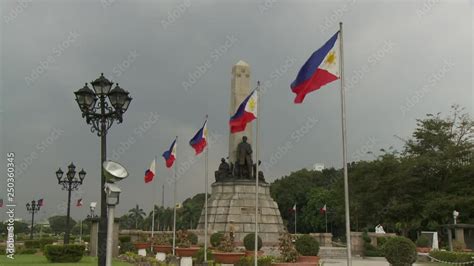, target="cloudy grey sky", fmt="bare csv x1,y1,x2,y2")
0,0,472,222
